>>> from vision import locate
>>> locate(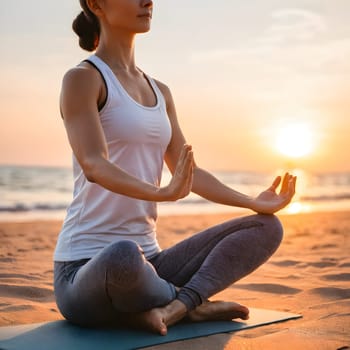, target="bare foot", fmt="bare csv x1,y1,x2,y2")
188,300,249,322
126,308,168,335
125,300,187,336
125,300,248,335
